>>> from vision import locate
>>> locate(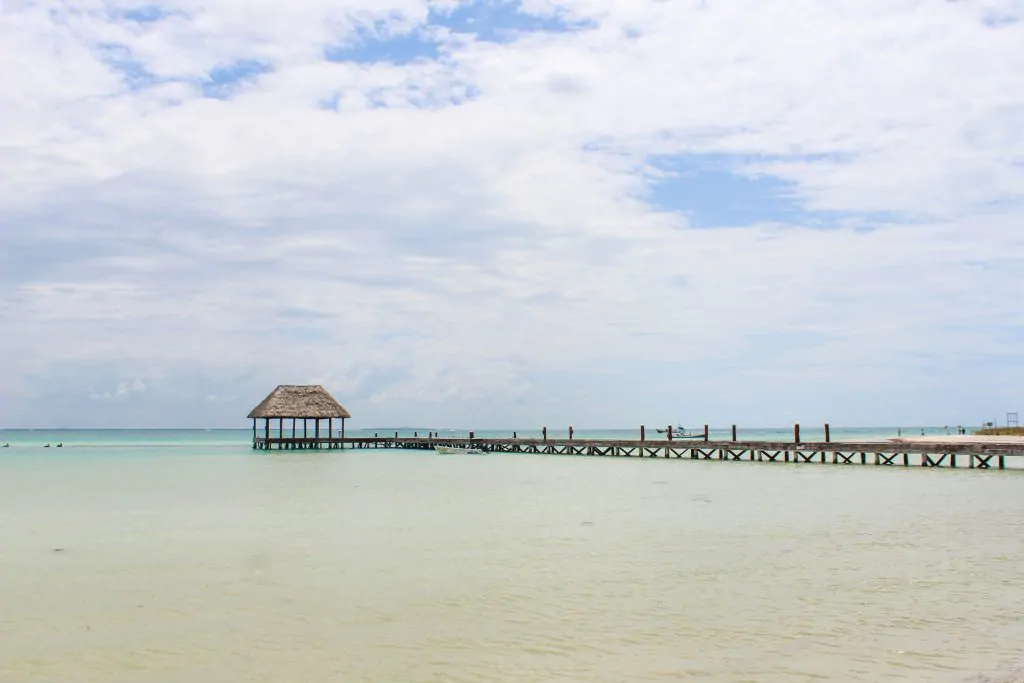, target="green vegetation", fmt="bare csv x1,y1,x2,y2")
975,427,1024,436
